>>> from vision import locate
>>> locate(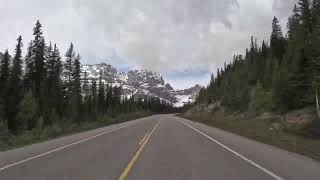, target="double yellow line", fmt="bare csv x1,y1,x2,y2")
118,121,160,180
